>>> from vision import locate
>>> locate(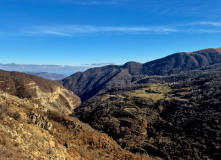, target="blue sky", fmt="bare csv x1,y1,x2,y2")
1,0,221,74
